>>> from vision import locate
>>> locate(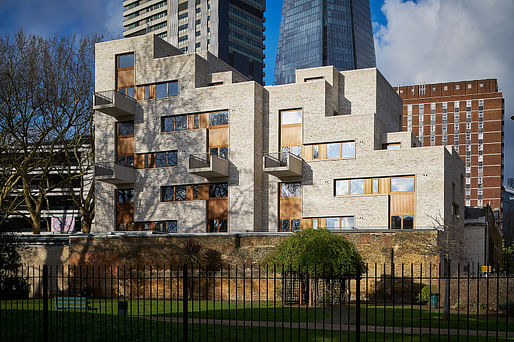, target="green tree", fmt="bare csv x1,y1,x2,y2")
264,229,365,276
